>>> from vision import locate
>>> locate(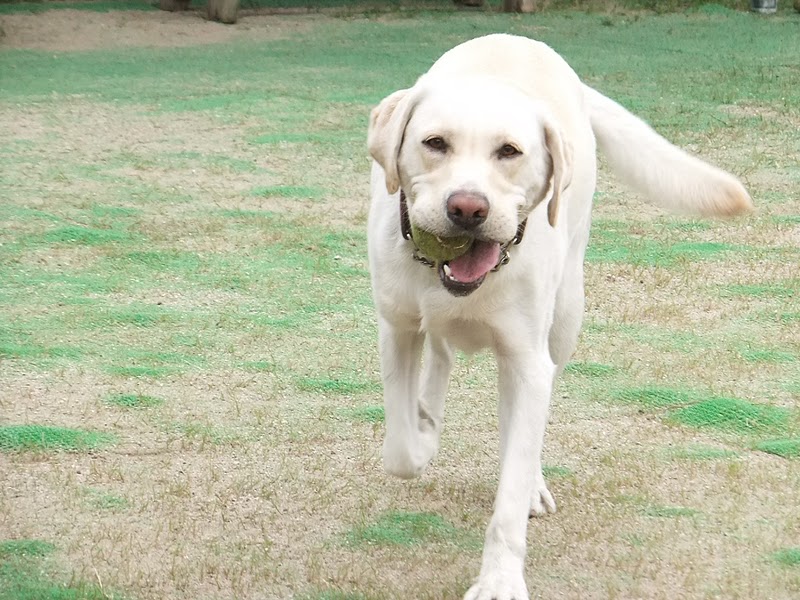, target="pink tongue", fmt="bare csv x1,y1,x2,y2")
448,241,501,283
